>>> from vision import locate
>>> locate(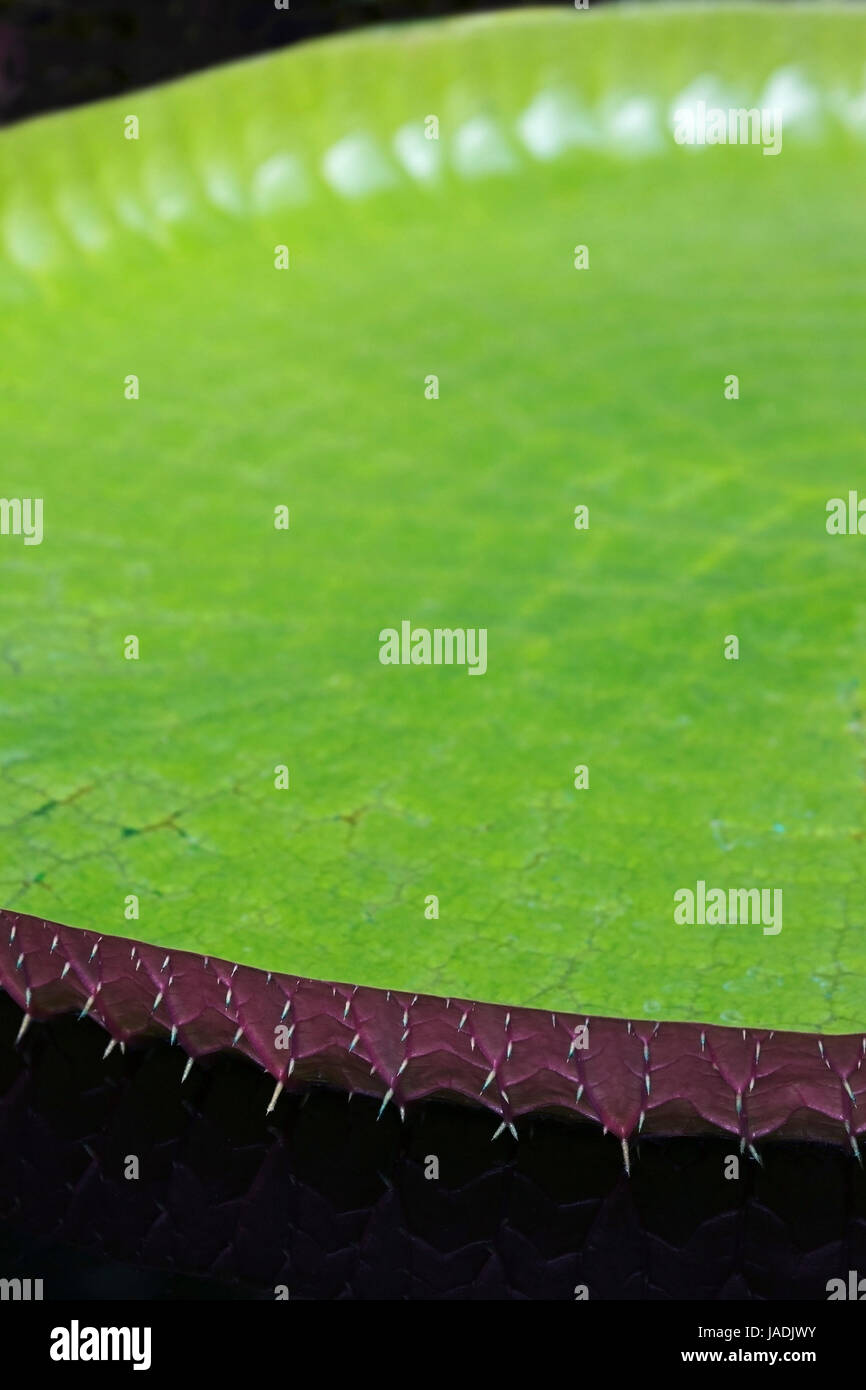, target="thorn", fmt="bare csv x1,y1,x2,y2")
627,1020,632,1035
396,1058,407,1076
845,1079,857,1106
481,1068,496,1094
343,1000,350,1019
50,934,58,953
638,1109,645,1132
509,1122,518,1140
645,1073,651,1095
152,991,163,1012
643,1044,649,1063
266,1080,283,1114
61,962,70,979
621,1137,631,1176
182,1056,193,1083
492,1121,506,1141
103,1038,117,1059
162,955,169,971
851,1132,862,1165
15,953,23,970
225,989,232,1007
506,1041,513,1060
470,1036,475,1051
15,1012,31,1043
280,1001,290,1020
233,1027,243,1045
377,1087,394,1120
551,1013,556,1028
505,1012,510,1029
79,994,95,1020
818,1039,825,1059
349,1032,360,1052
736,1090,742,1116
170,1025,177,1045
700,1030,706,1052
748,1144,763,1168
458,1011,467,1031
576,1084,584,1103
